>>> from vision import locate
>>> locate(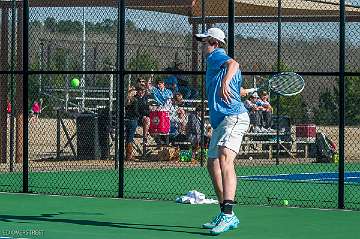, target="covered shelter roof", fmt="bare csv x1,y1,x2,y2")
130,0,360,17
0,0,359,17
